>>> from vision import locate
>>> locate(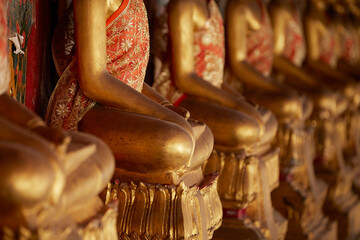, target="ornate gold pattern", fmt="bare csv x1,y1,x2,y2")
203,148,286,240
203,150,259,208
203,148,280,207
